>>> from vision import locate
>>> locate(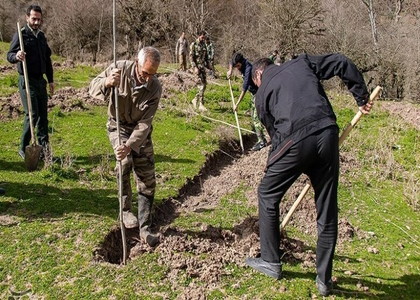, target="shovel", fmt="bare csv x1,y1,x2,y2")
17,22,42,171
